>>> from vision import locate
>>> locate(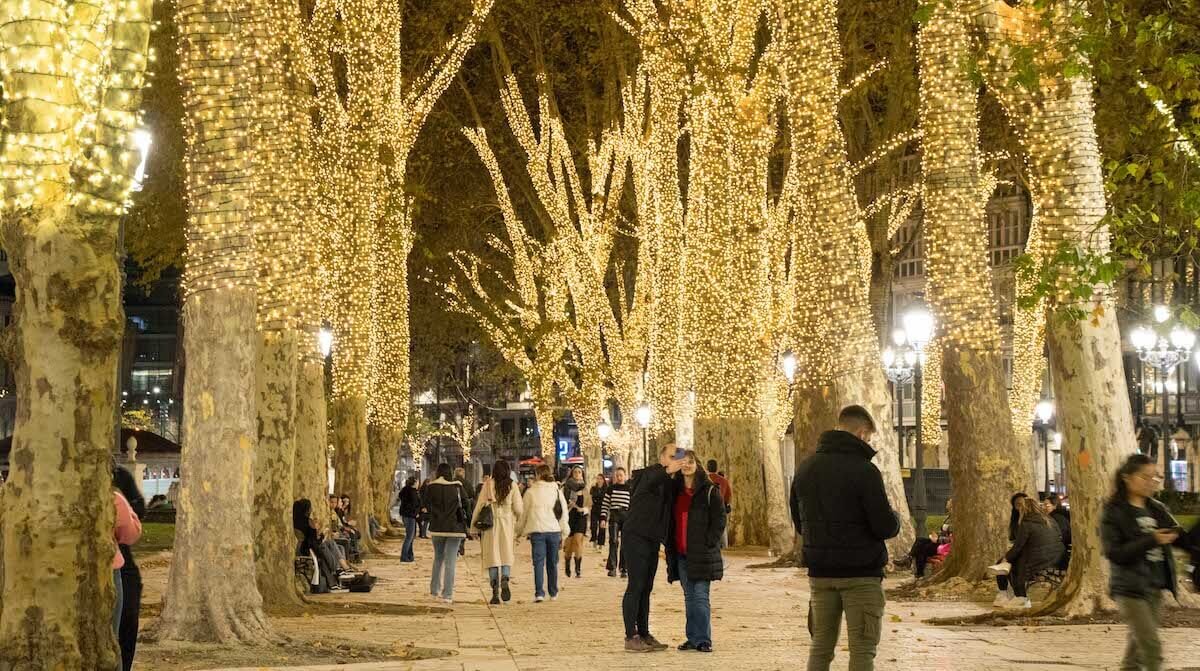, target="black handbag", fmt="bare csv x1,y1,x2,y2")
475,503,495,531
455,487,470,528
